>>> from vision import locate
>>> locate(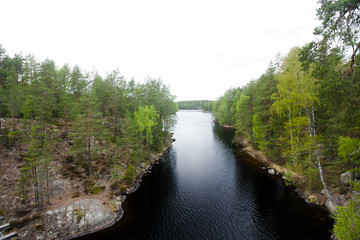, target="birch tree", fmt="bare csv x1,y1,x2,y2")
271,47,328,191
134,105,158,163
